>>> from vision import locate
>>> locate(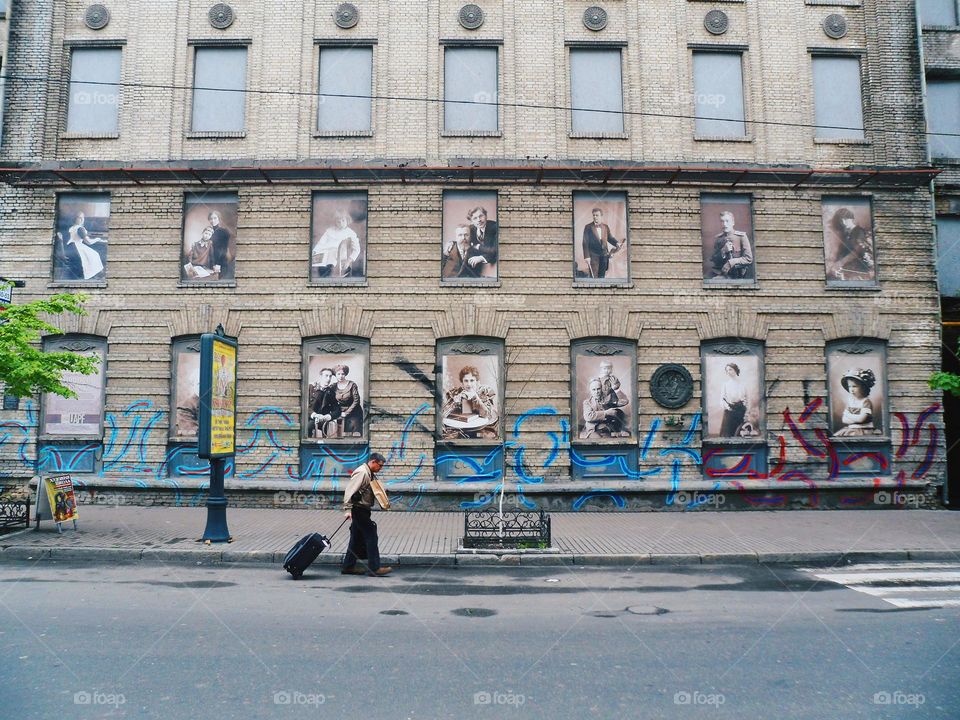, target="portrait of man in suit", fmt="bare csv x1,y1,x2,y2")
573,192,629,282
441,191,499,282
